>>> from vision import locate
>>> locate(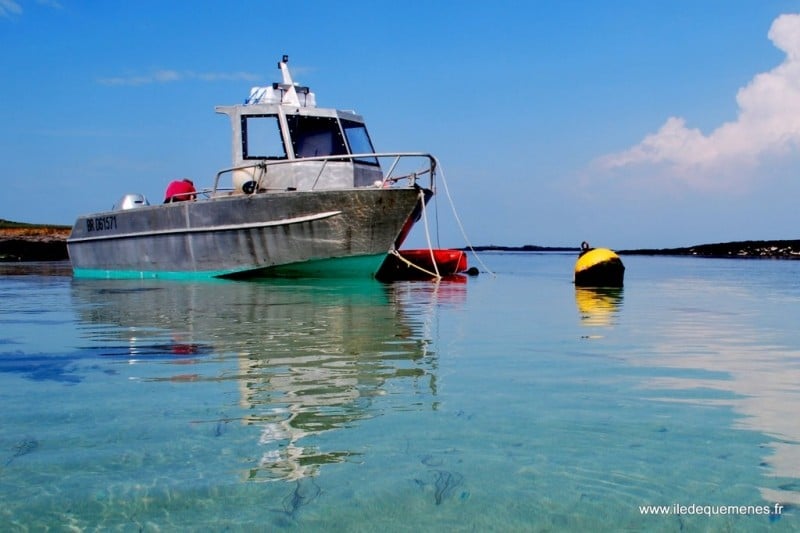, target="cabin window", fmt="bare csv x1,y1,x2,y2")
286,115,348,158
342,120,379,166
241,115,286,159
